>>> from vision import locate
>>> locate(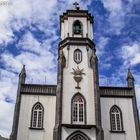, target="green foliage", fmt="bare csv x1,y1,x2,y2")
0,135,9,140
